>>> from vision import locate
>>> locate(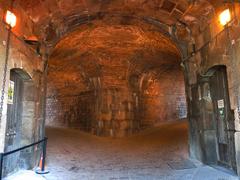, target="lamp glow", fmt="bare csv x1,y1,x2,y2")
5,10,17,28
219,9,231,26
